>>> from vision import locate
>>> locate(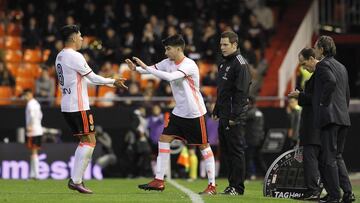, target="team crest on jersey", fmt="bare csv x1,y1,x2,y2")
89,114,94,124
